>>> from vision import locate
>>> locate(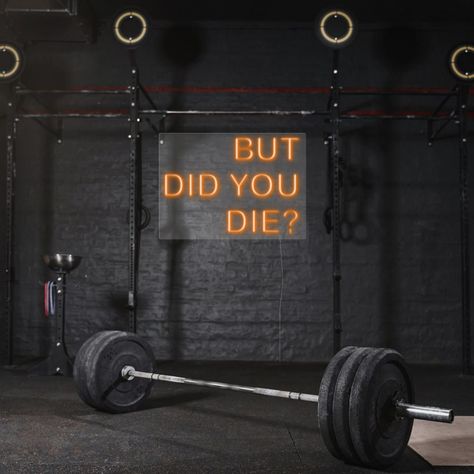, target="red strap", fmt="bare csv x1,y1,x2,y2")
44,282,49,317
